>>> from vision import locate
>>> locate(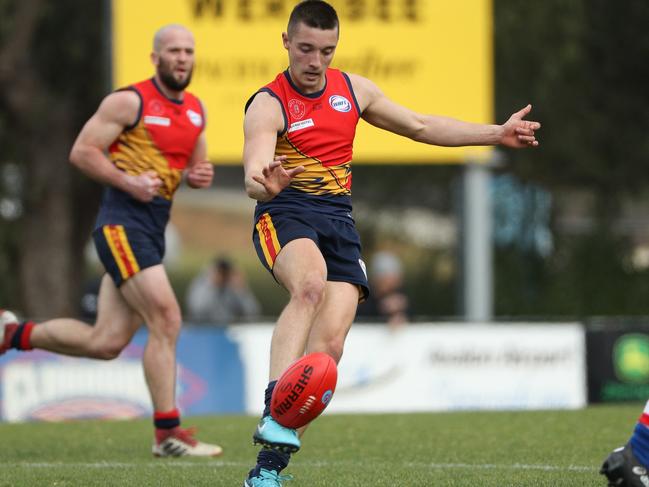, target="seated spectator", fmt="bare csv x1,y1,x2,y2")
185,256,261,325
356,250,410,328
